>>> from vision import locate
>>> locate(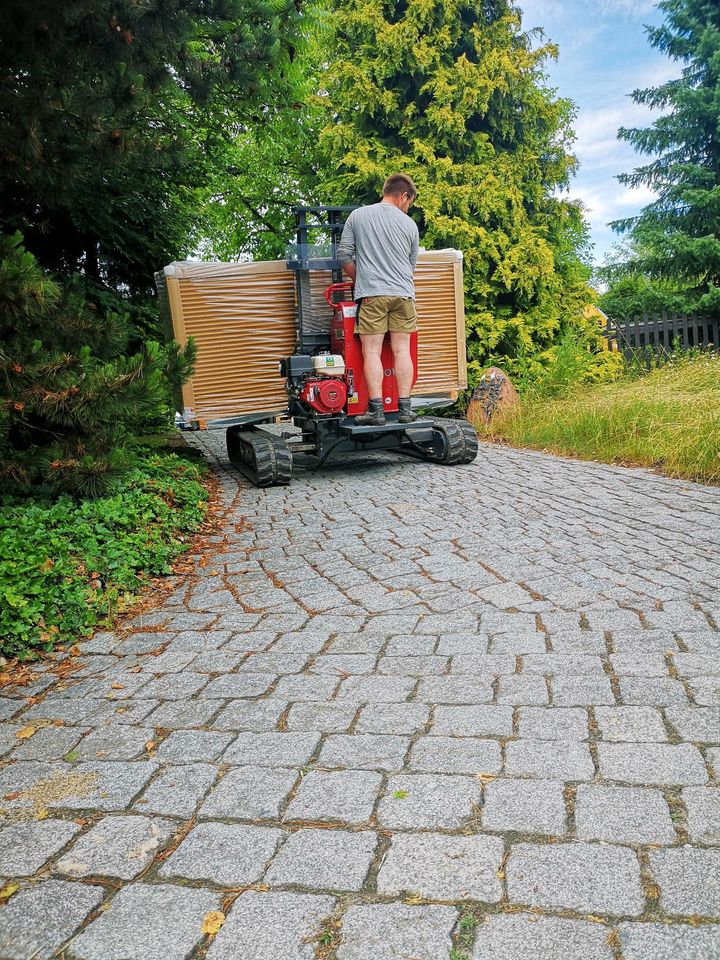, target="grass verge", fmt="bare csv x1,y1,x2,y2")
472,354,720,485
0,450,209,660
